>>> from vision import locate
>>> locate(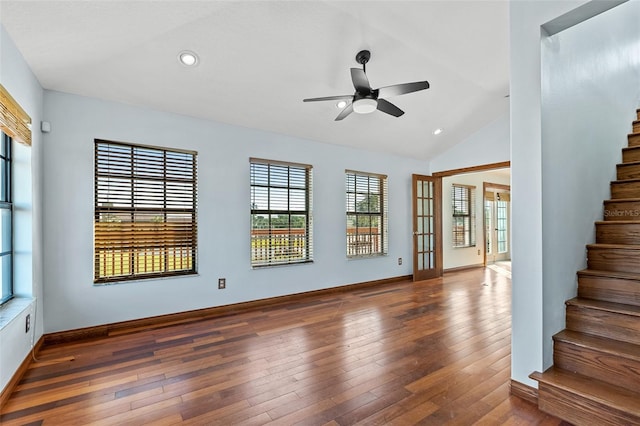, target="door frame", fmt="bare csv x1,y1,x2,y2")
483,182,511,267
431,161,510,272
